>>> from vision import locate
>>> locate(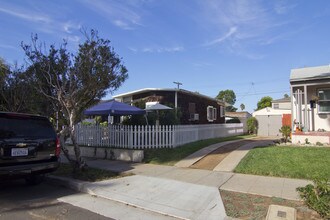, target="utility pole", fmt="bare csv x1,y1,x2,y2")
173,81,182,111
173,81,182,89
